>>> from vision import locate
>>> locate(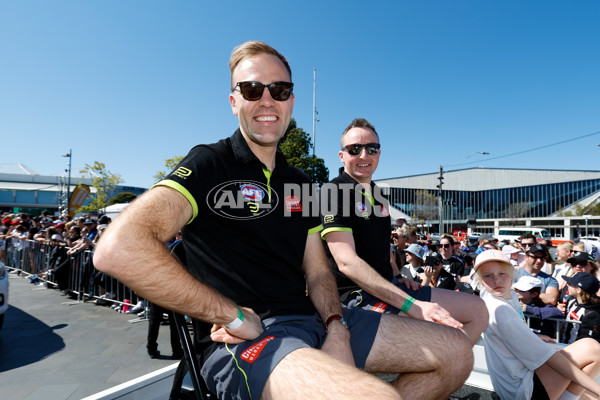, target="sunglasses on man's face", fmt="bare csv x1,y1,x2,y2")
232,81,294,101
439,243,452,249
521,243,535,248
342,143,381,156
